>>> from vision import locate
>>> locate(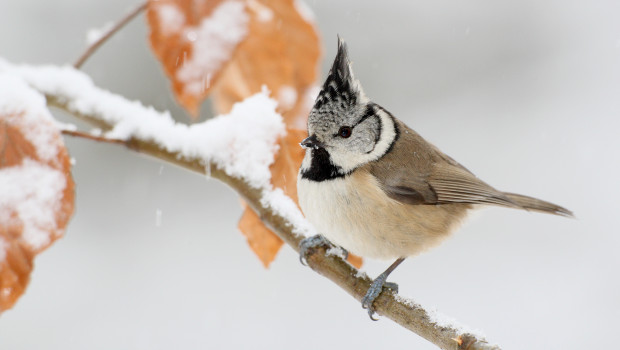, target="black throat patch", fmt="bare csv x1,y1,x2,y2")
300,148,346,182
